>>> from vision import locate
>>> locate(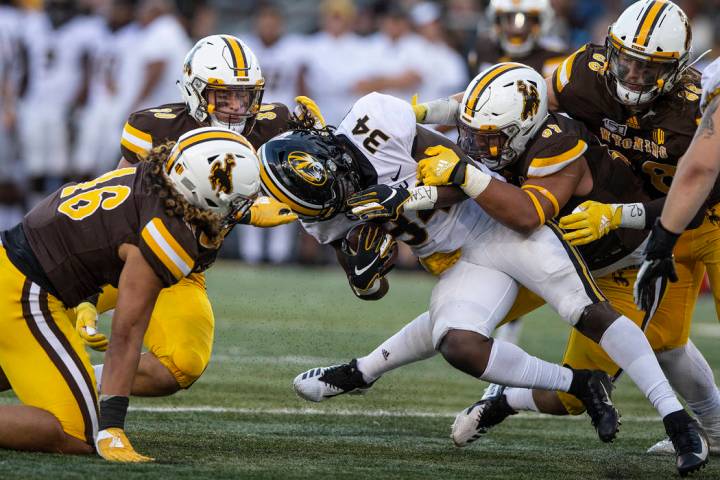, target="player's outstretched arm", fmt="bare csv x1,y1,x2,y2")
96,244,162,463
